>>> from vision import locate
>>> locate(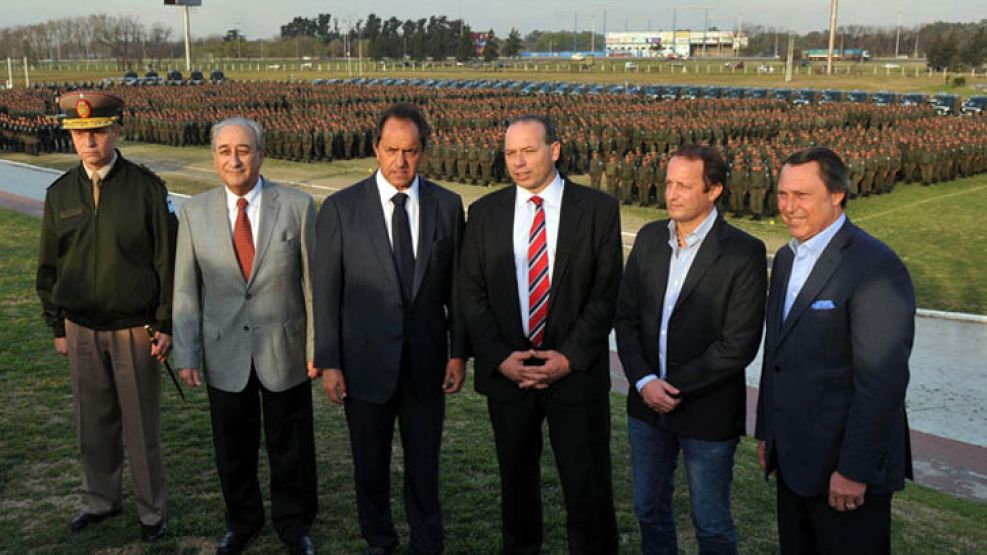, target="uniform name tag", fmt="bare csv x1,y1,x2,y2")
59,207,84,219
